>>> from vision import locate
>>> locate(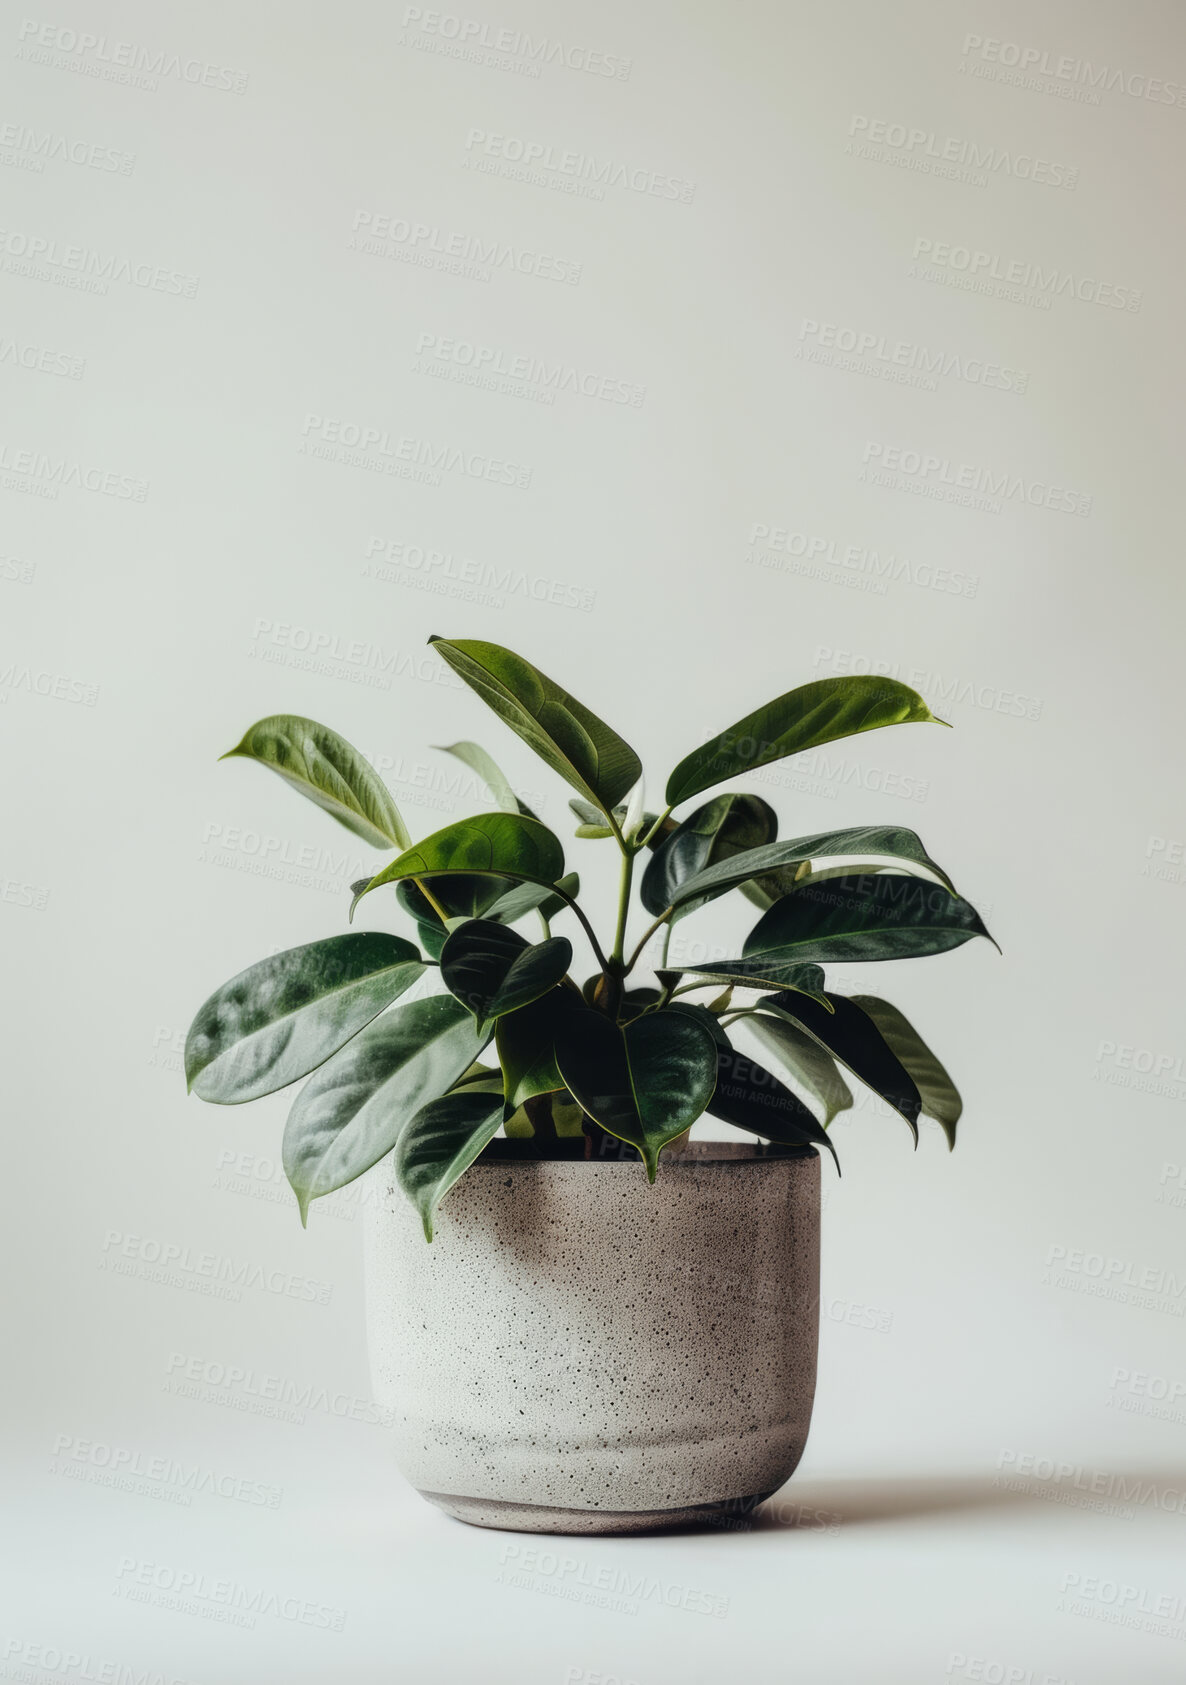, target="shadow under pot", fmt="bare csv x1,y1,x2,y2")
364,1140,821,1534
